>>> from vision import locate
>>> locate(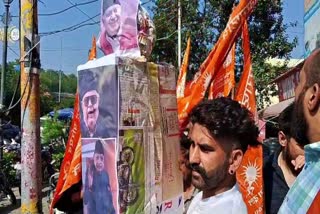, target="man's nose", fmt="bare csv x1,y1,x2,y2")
189,146,200,165
110,12,117,20
88,98,93,106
